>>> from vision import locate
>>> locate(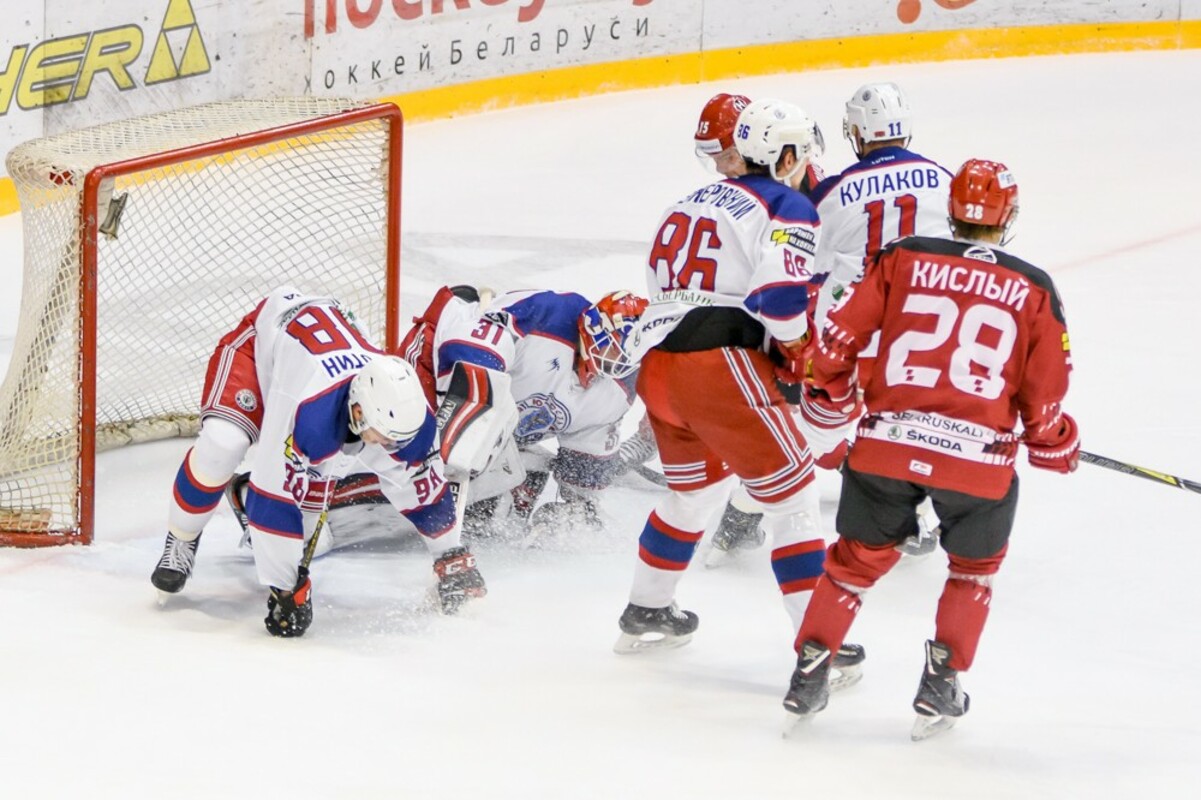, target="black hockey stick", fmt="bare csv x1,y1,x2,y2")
299,508,330,574
1079,451,1201,496
633,463,669,487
